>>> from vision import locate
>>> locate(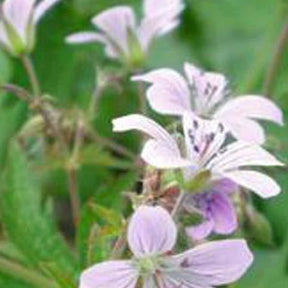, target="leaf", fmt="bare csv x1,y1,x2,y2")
0,142,78,284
